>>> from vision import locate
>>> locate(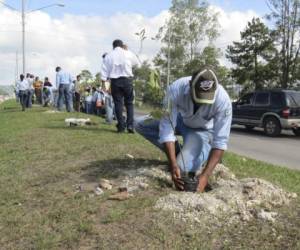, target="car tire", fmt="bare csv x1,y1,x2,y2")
245,125,255,131
263,117,281,136
292,128,300,136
